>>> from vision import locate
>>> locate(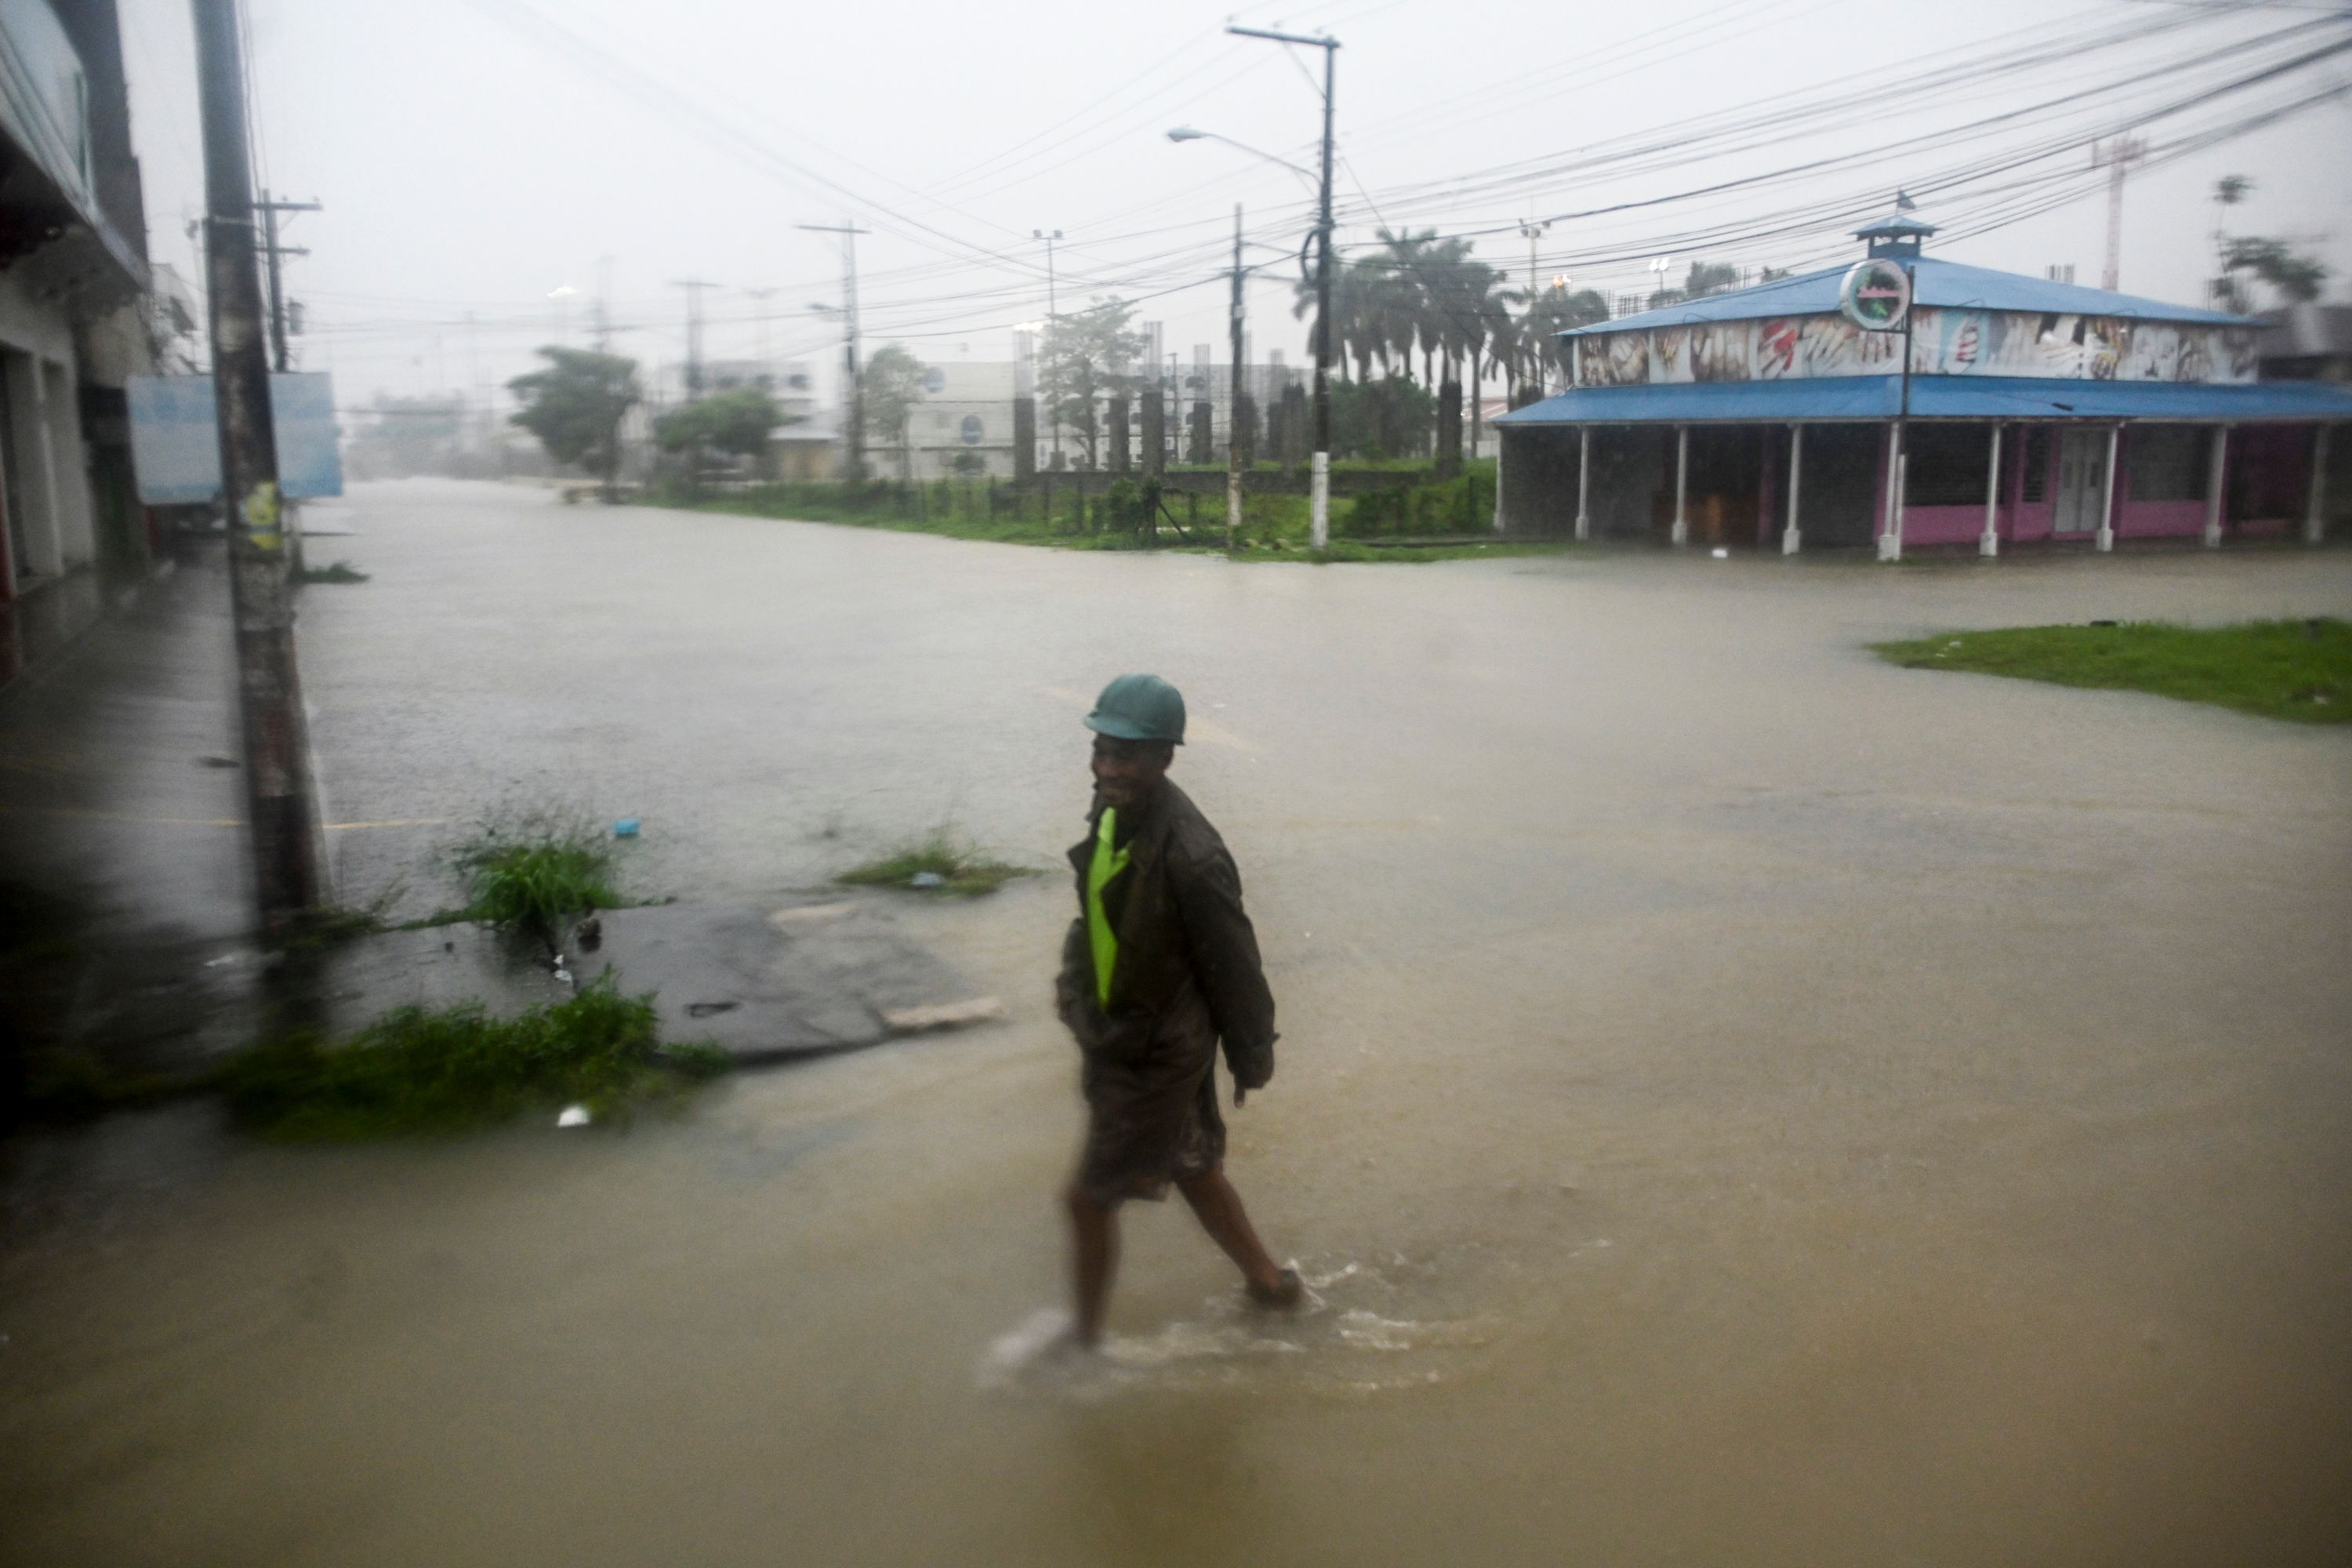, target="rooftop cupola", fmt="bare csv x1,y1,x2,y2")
1854,194,1936,259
